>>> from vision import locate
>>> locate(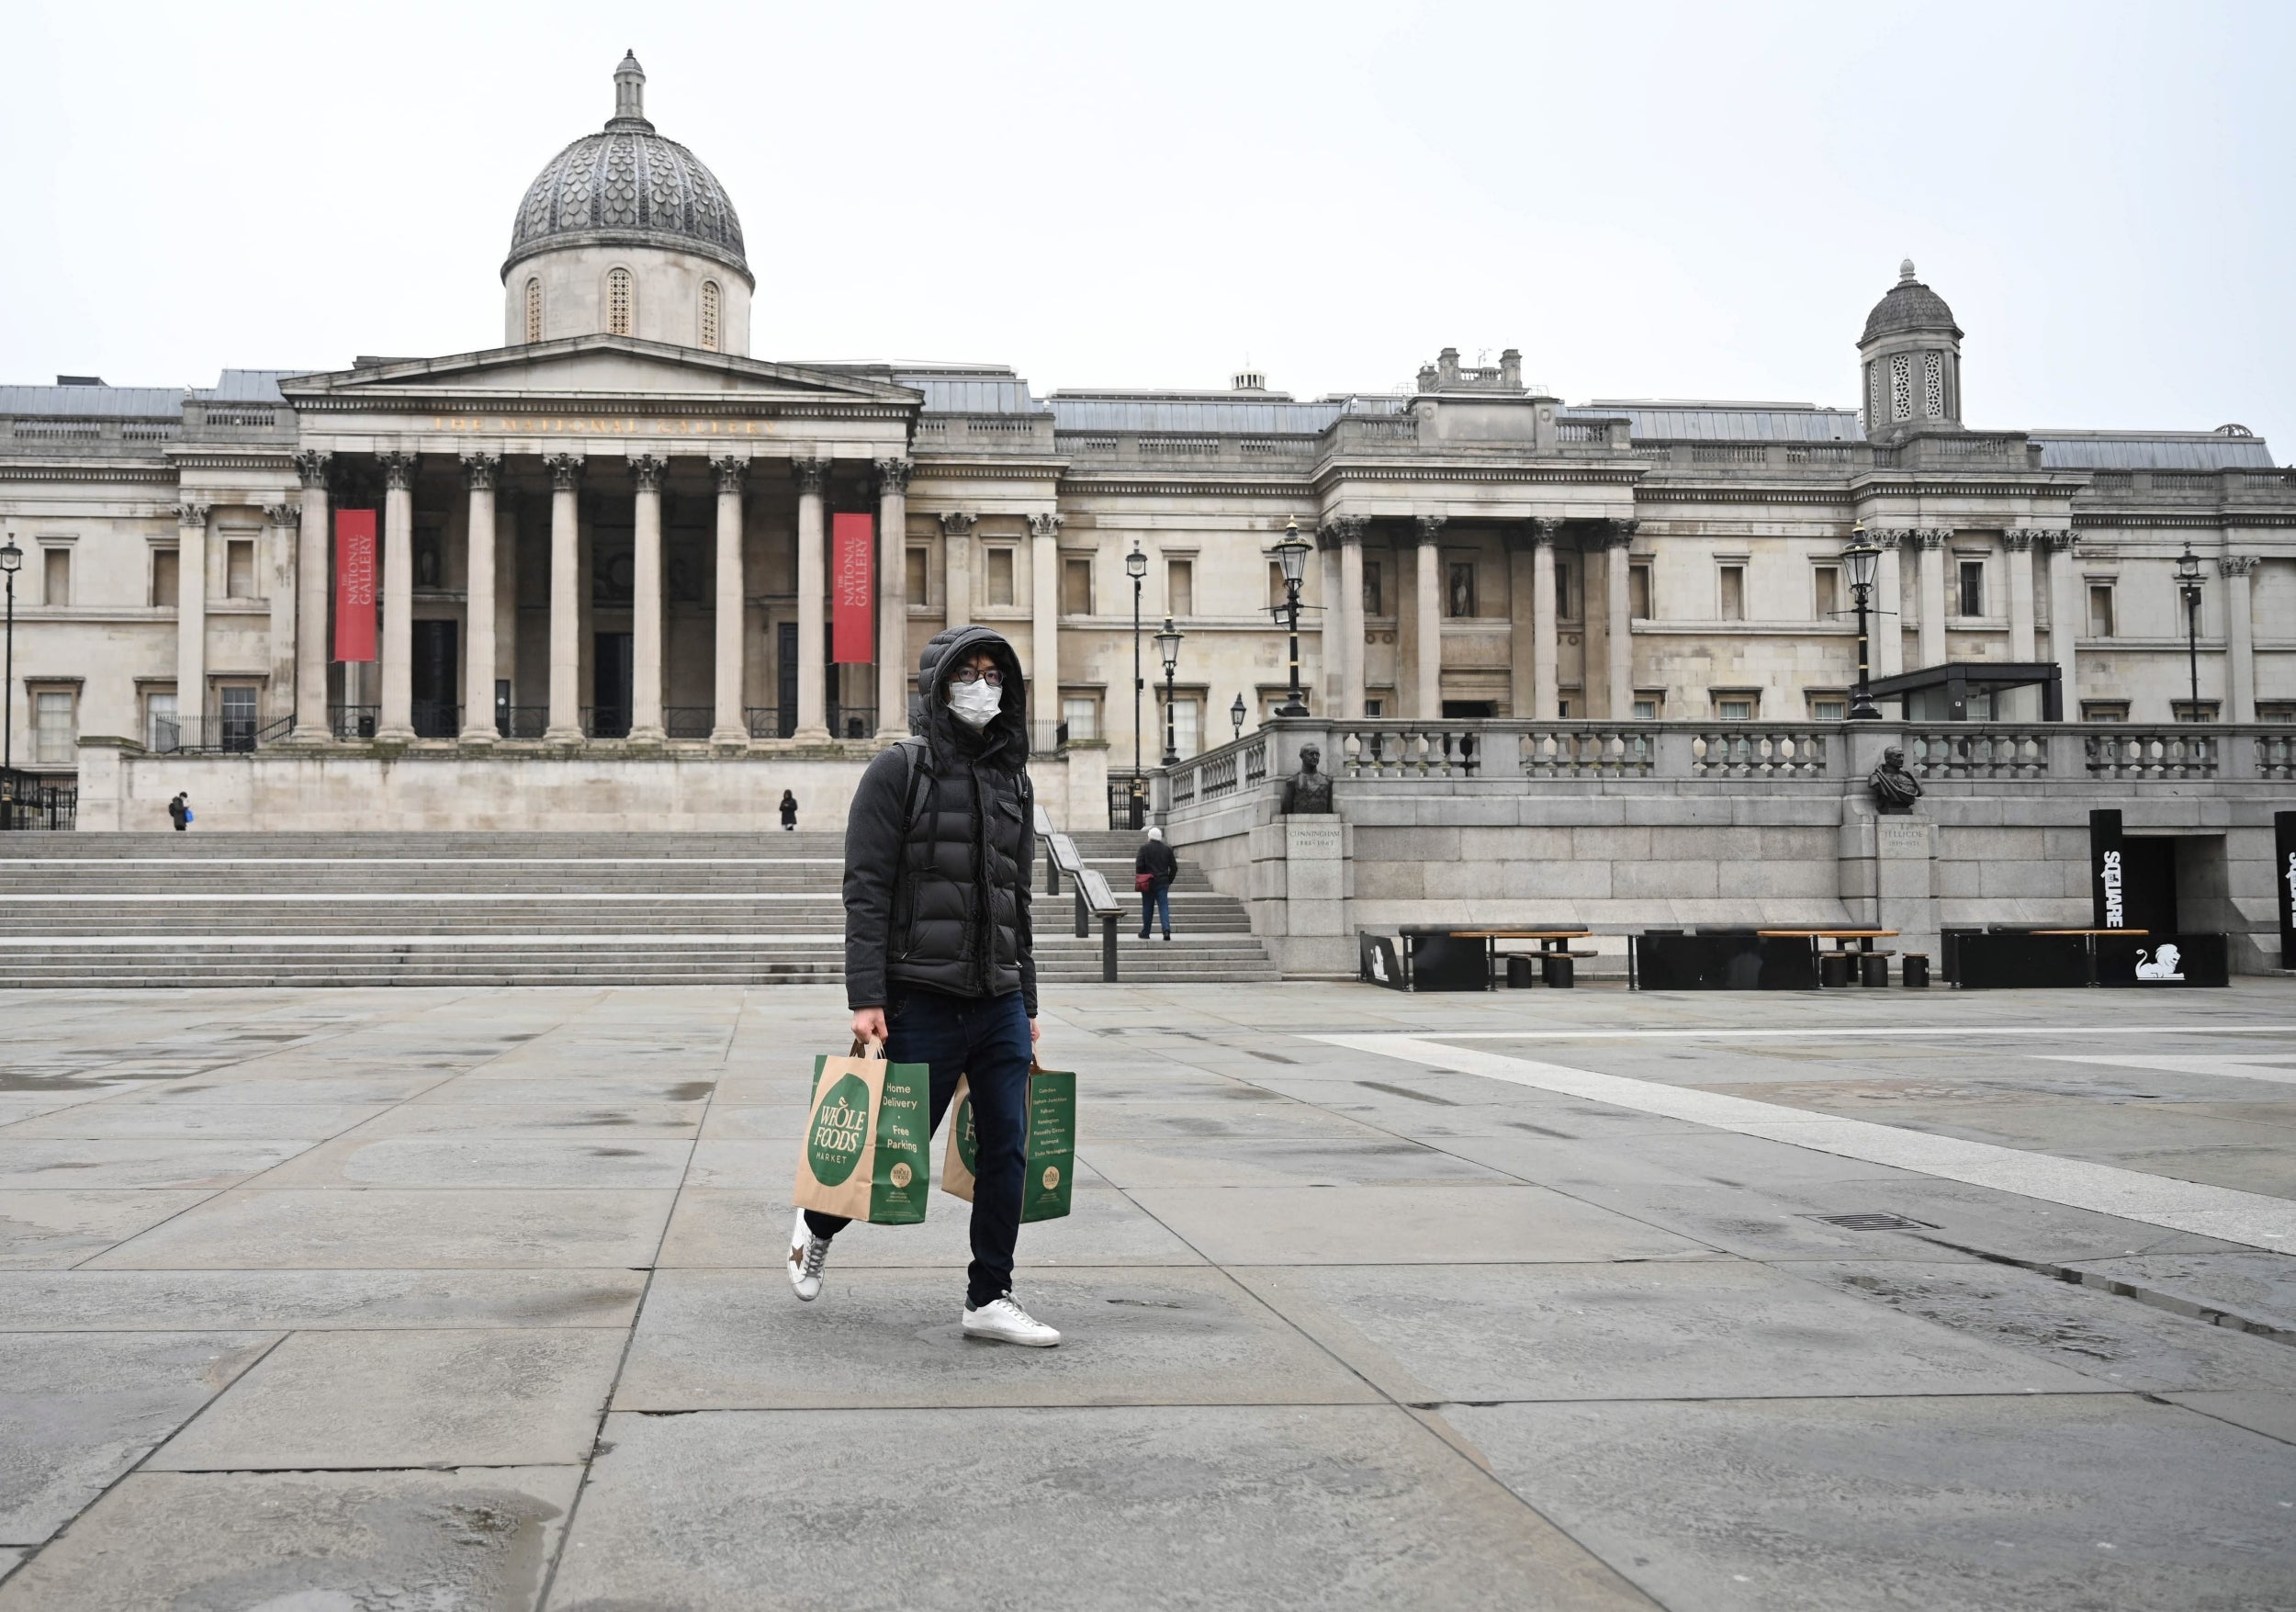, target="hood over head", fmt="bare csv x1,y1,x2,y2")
913,625,1029,770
